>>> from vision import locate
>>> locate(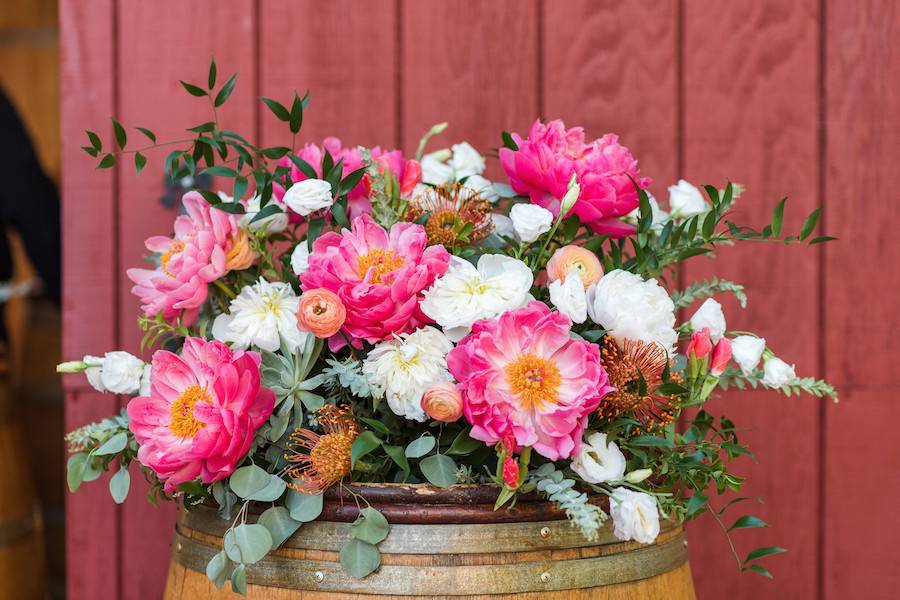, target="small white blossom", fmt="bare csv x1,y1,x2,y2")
548,274,588,324
668,179,708,219
690,298,727,342
762,357,796,389
283,179,333,216
421,154,454,185
290,242,310,276
731,335,766,375
462,174,498,203
450,142,485,179
610,488,660,544
510,203,553,243
625,193,669,233
490,214,516,240
240,195,289,234
212,278,308,352
571,432,626,484
139,364,152,396
83,355,105,392
98,351,146,395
